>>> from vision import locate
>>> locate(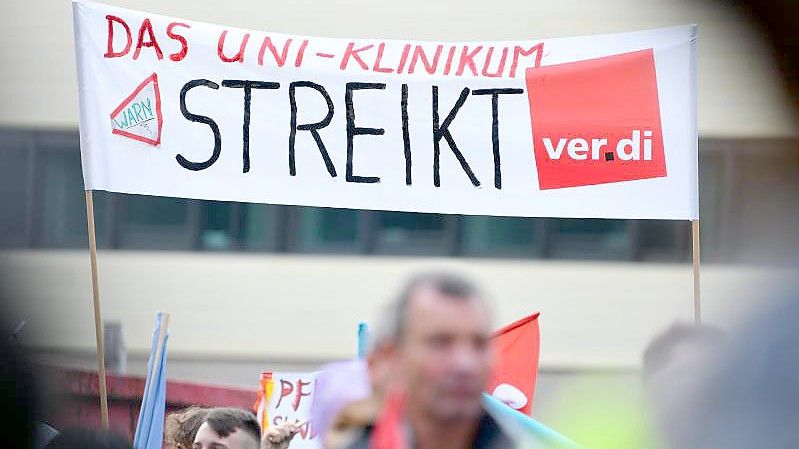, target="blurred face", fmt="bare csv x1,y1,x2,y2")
192,422,258,449
396,287,492,423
